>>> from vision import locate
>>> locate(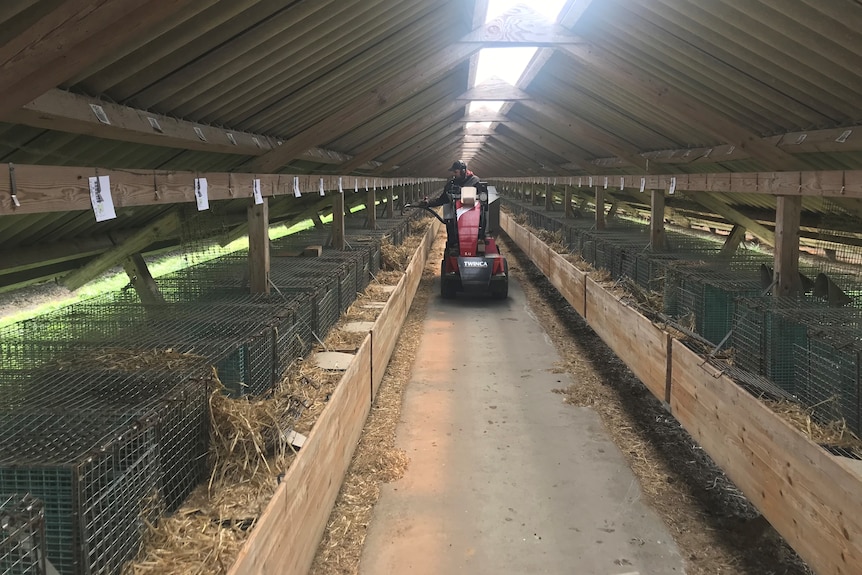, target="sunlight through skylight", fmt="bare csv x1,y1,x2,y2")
468,0,568,115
